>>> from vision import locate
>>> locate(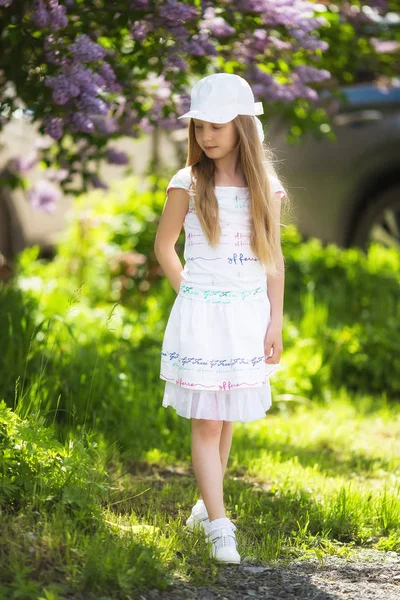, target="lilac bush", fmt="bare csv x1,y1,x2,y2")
105,148,129,166
0,0,398,207
28,180,62,213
